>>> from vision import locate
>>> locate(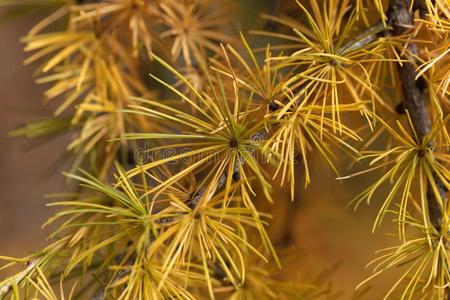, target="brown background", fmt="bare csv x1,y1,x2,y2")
0,18,67,258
